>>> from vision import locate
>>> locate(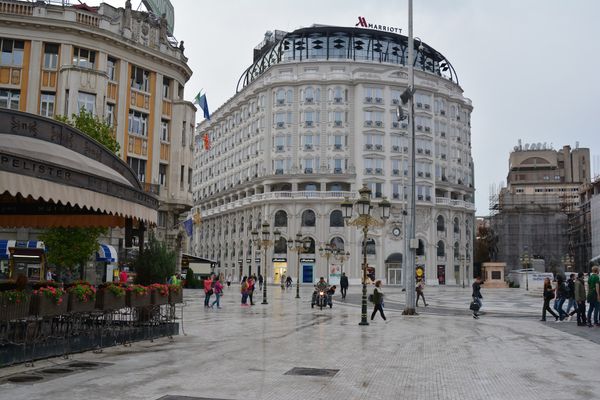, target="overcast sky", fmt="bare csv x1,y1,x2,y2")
114,0,600,213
